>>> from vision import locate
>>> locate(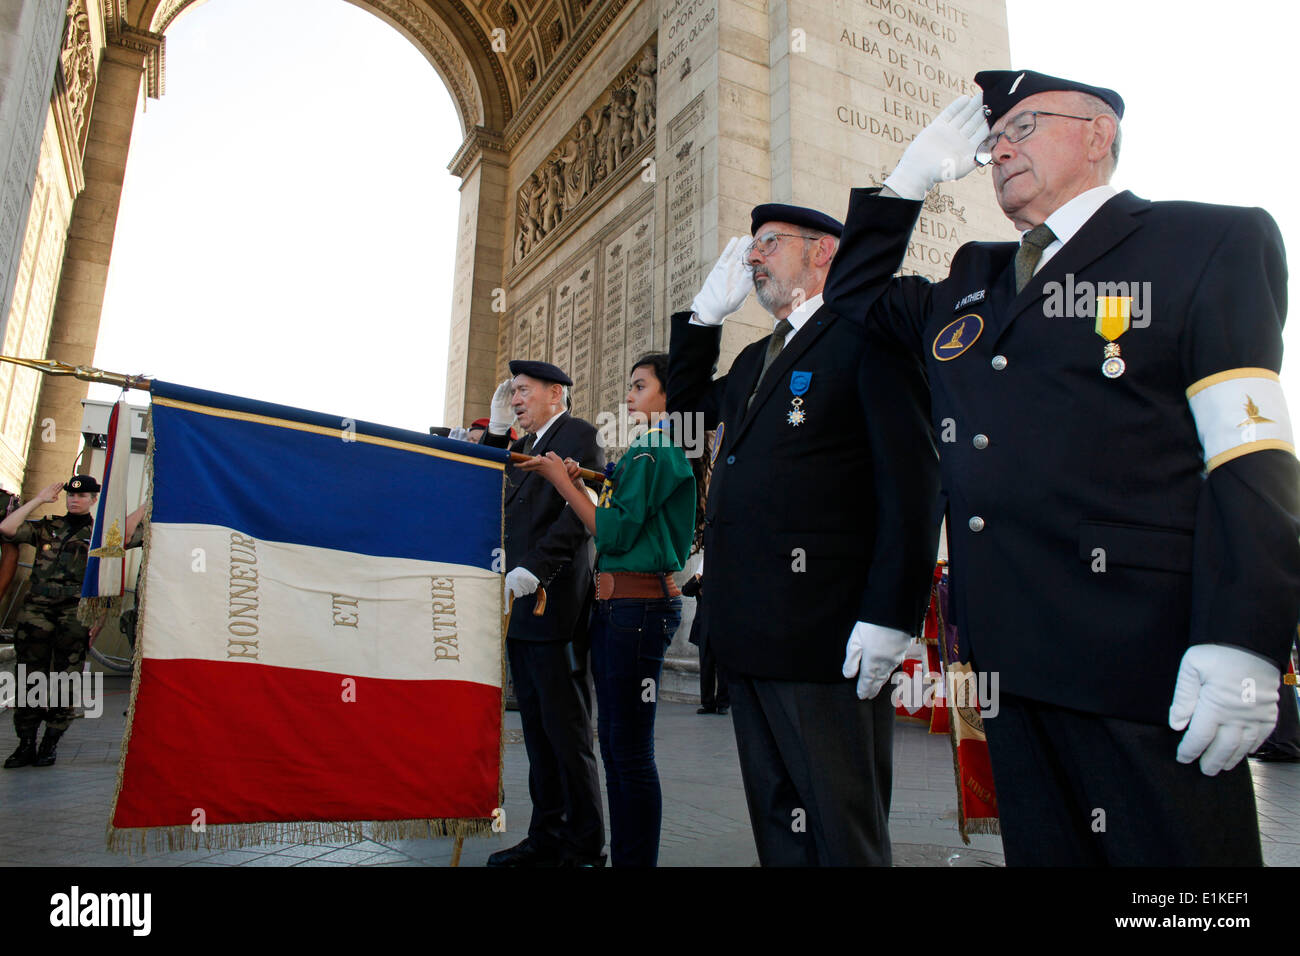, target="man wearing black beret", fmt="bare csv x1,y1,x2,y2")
478,359,607,866
830,69,1300,864
667,202,941,865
